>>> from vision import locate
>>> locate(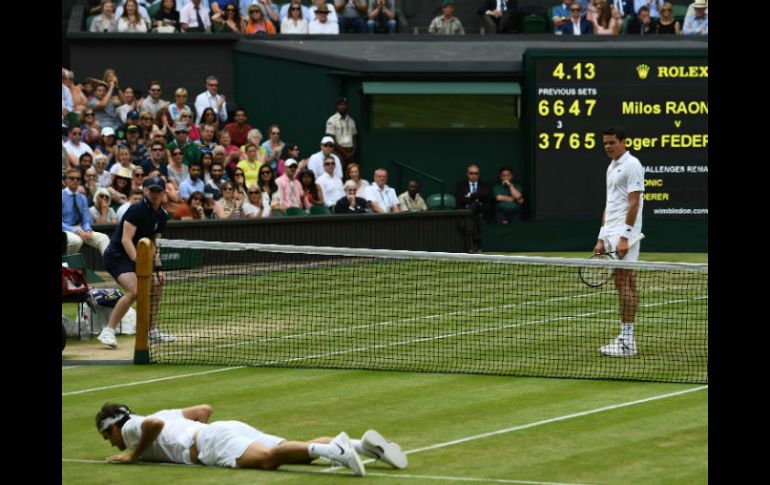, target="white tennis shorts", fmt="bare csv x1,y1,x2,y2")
603,234,641,262
196,421,285,468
